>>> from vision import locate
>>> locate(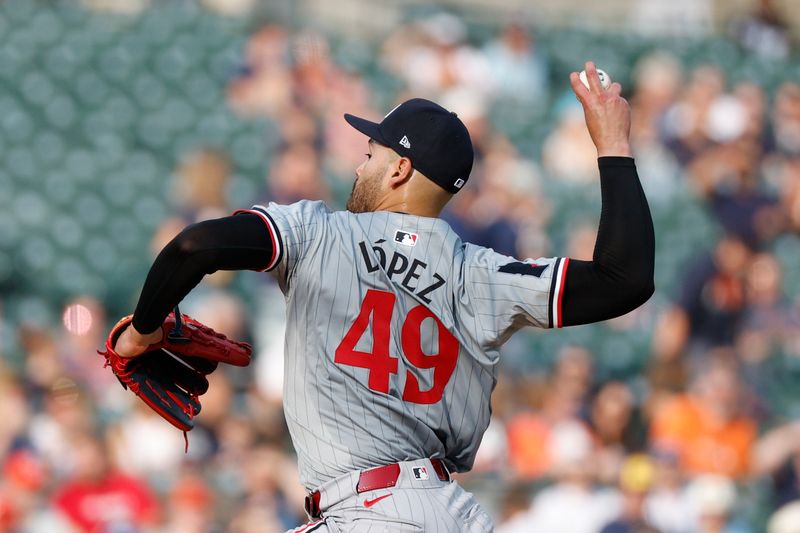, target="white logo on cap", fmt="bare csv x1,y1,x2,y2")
453,178,465,189
399,135,411,149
